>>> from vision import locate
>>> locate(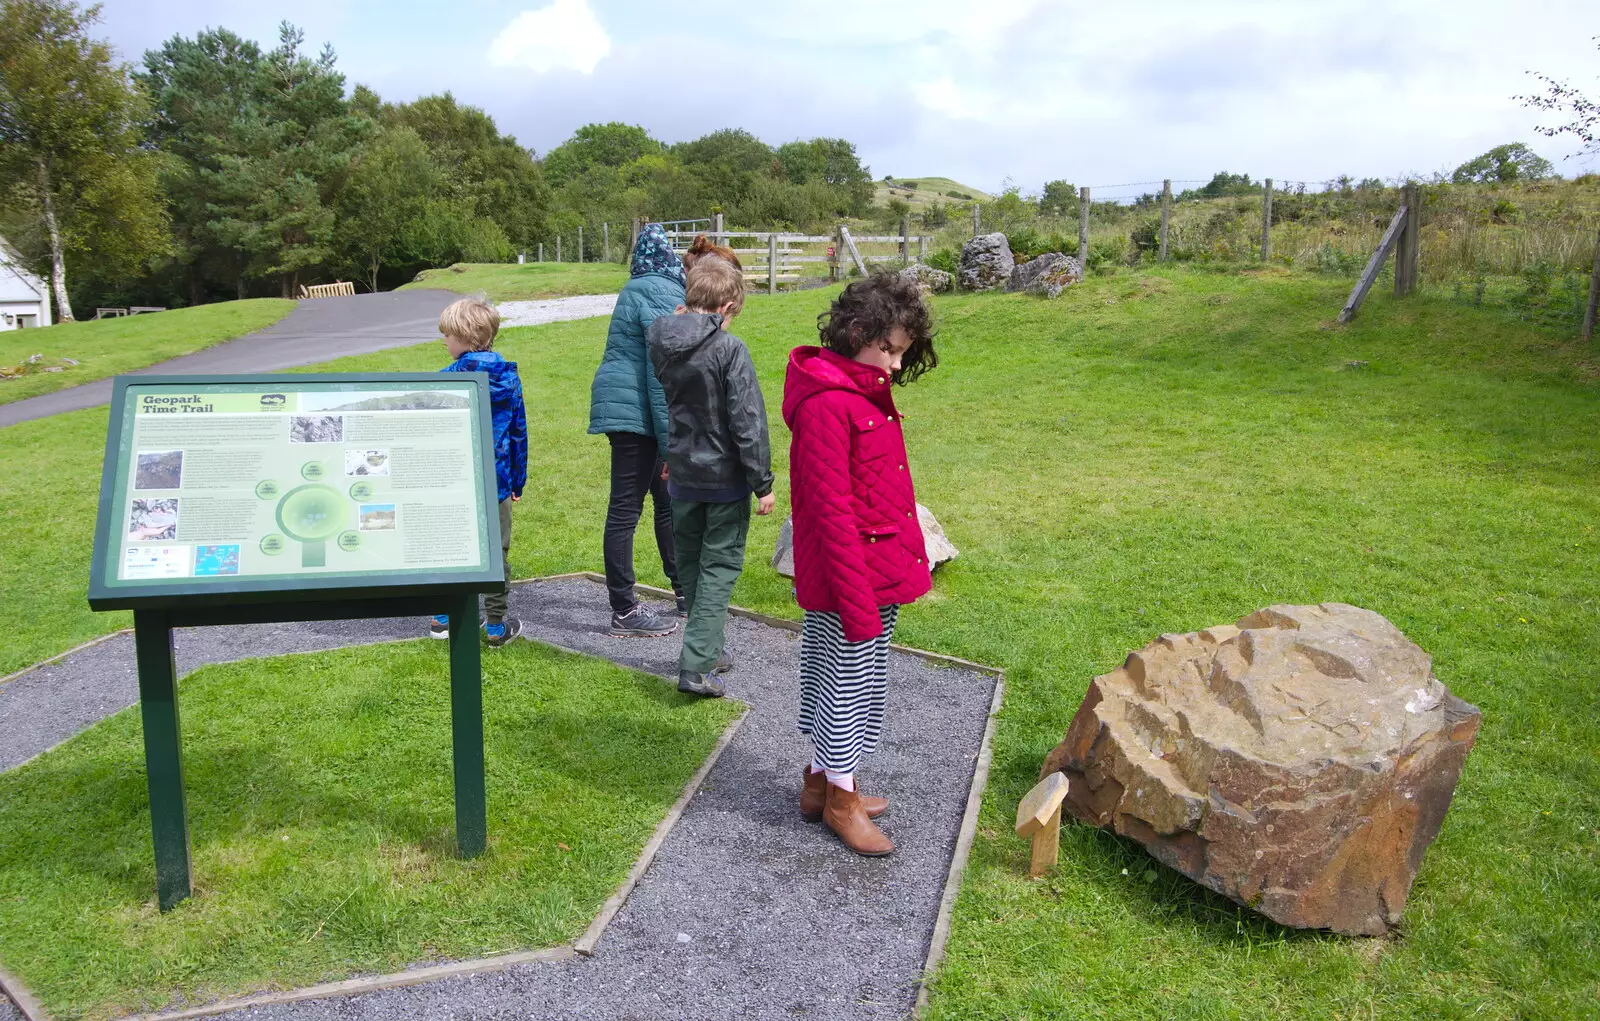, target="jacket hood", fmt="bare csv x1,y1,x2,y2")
648,312,722,364
630,223,686,285
447,350,521,402
782,345,887,428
